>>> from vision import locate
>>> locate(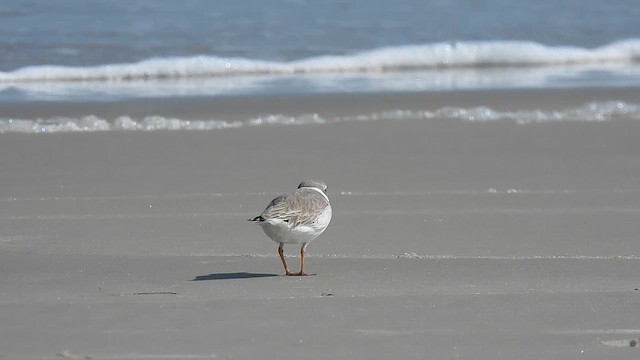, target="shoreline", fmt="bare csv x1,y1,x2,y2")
2,86,640,120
